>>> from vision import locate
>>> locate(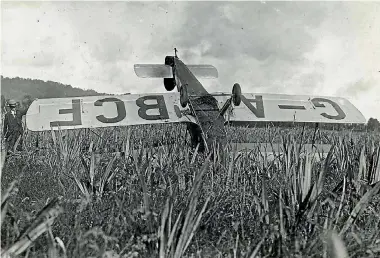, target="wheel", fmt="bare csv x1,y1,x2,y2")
180,85,189,108
165,56,175,66
164,78,176,91
232,83,242,106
